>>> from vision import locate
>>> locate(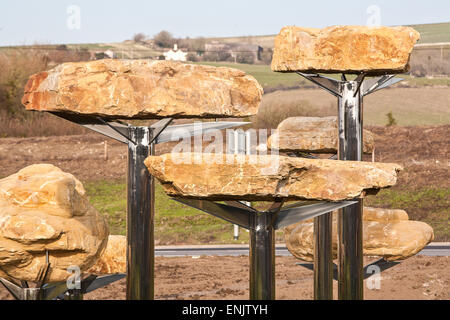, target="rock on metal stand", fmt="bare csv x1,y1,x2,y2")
175,196,356,300
0,250,126,300
296,72,402,300
47,112,248,300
